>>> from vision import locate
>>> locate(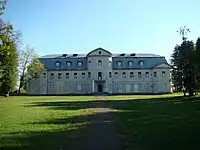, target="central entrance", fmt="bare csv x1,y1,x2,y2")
93,80,105,93
98,84,103,92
